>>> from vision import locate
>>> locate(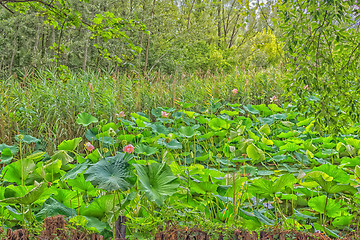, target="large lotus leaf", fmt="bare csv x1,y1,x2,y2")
58,137,82,151
68,174,96,194
268,104,284,112
44,159,62,174
80,194,120,218
135,144,158,156
208,118,230,131
190,180,218,194
0,143,18,155
134,163,180,206
61,161,89,180
157,138,182,150
178,126,200,138
248,174,296,198
76,113,98,126
131,112,151,122
36,197,76,220
220,110,239,116
308,195,343,218
85,216,108,233
15,134,41,144
54,189,82,209
0,148,13,164
333,216,353,227
151,123,169,135
85,153,136,191
246,144,265,162
311,164,349,183
279,142,301,152
51,150,73,165
3,158,36,185
0,182,47,205
259,124,271,135
26,152,46,162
